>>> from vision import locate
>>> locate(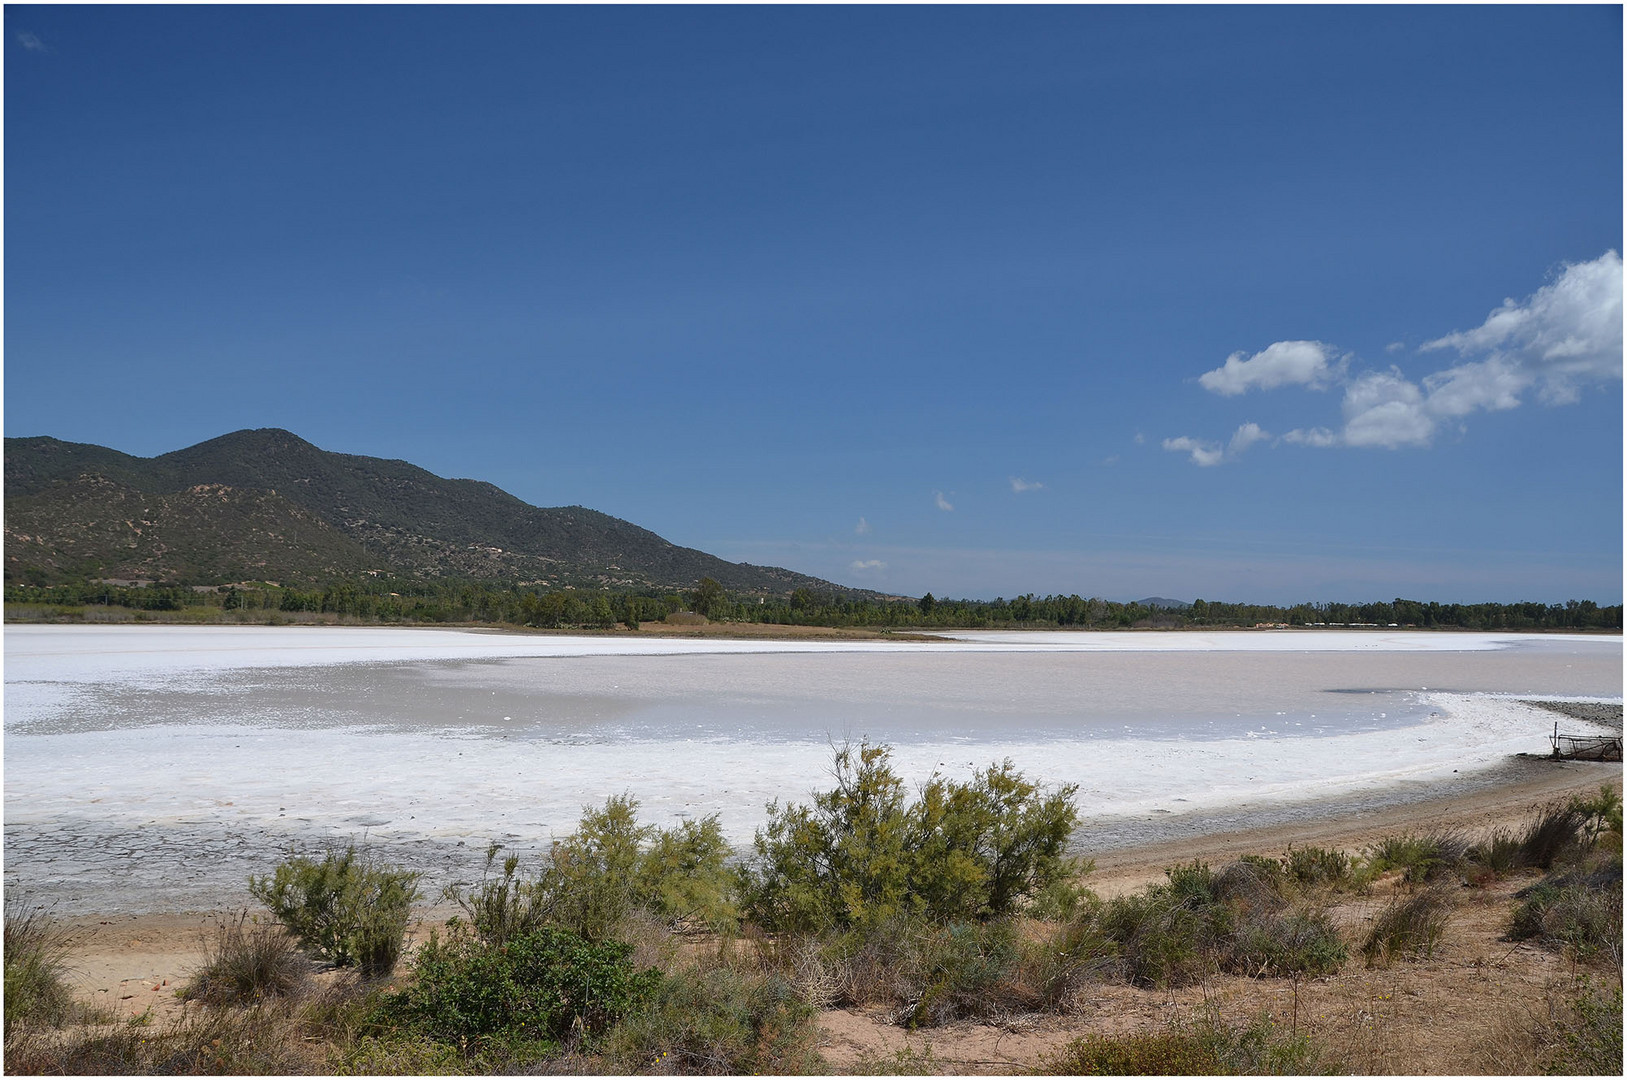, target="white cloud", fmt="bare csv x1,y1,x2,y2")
1190,253,1623,456
1165,422,1272,467
1420,357,1526,417
1228,422,1270,455
1340,371,1434,449
849,559,887,572
1009,477,1044,493
1282,427,1339,448
1198,340,1341,396
1162,436,1224,467
854,517,871,535
1133,433,1145,445
934,491,954,511
1422,250,1622,405
17,31,46,52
